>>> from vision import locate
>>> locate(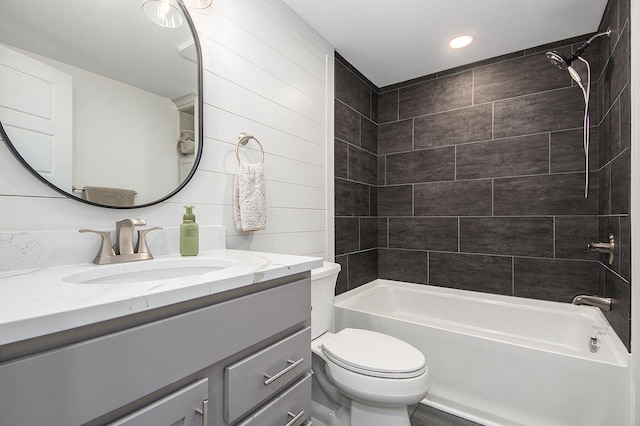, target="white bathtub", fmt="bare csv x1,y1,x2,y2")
333,280,631,426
